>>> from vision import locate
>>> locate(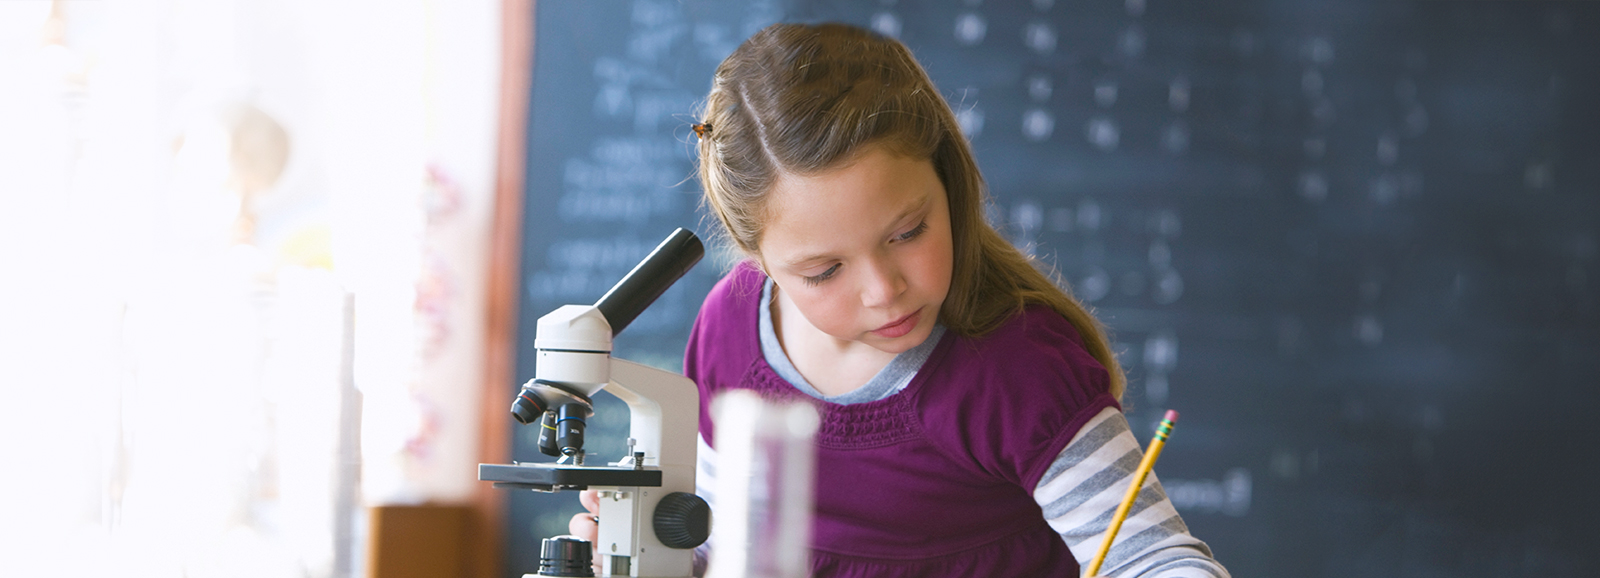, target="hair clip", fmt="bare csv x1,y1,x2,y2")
692,123,713,139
